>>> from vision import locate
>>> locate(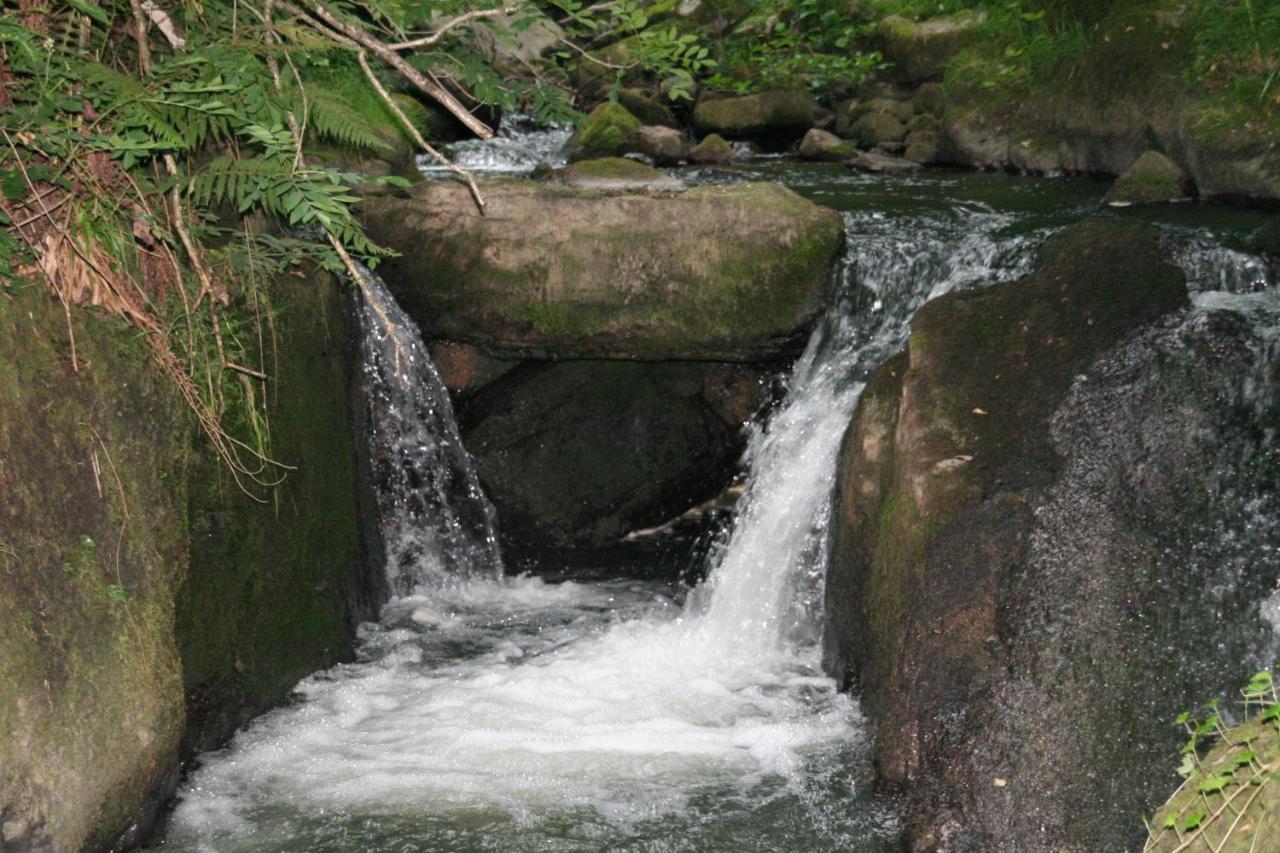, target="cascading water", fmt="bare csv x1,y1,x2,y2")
355,268,502,594
152,163,1278,852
